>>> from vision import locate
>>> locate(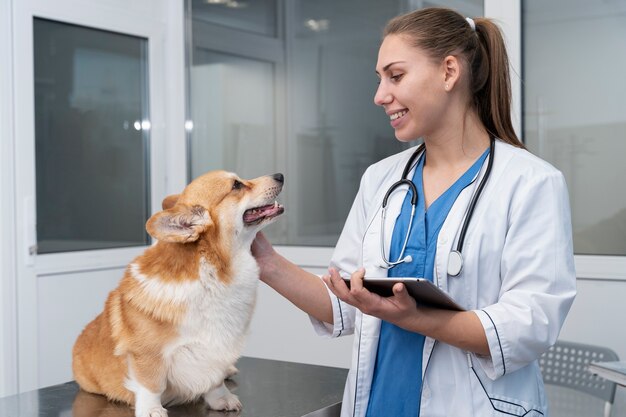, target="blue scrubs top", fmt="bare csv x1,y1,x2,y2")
365,147,490,417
